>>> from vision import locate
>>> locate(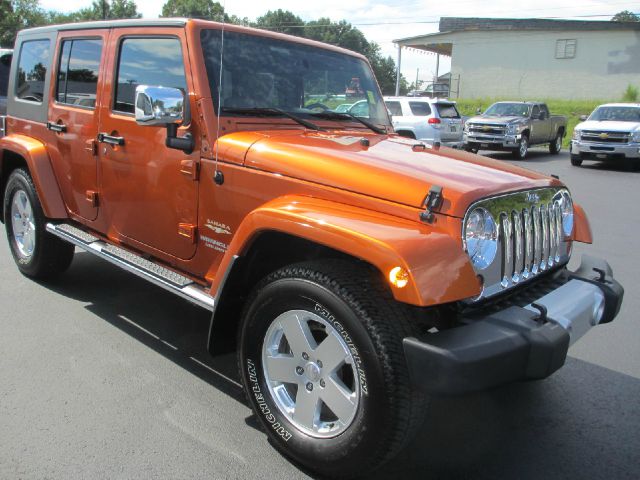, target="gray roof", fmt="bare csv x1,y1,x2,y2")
439,17,640,32
19,18,188,36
